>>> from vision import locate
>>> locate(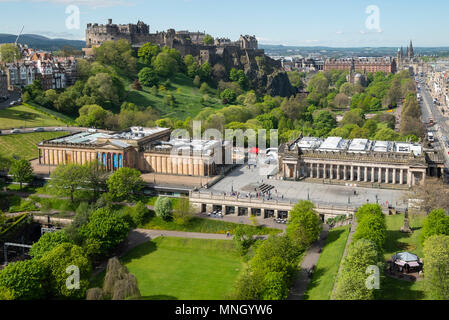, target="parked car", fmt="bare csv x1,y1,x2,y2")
9,101,16,106
33,127,44,132
88,128,97,133
54,127,63,131
11,129,21,133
